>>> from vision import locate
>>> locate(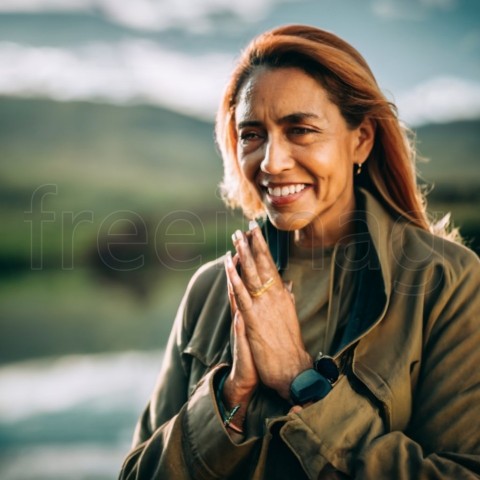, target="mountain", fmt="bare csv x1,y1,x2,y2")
0,96,220,188
415,119,480,189
2,97,478,194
